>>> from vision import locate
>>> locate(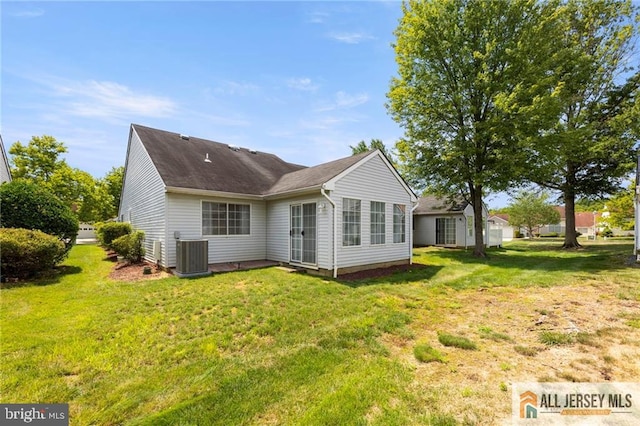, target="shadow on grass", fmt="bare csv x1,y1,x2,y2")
0,265,83,289
422,242,633,274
